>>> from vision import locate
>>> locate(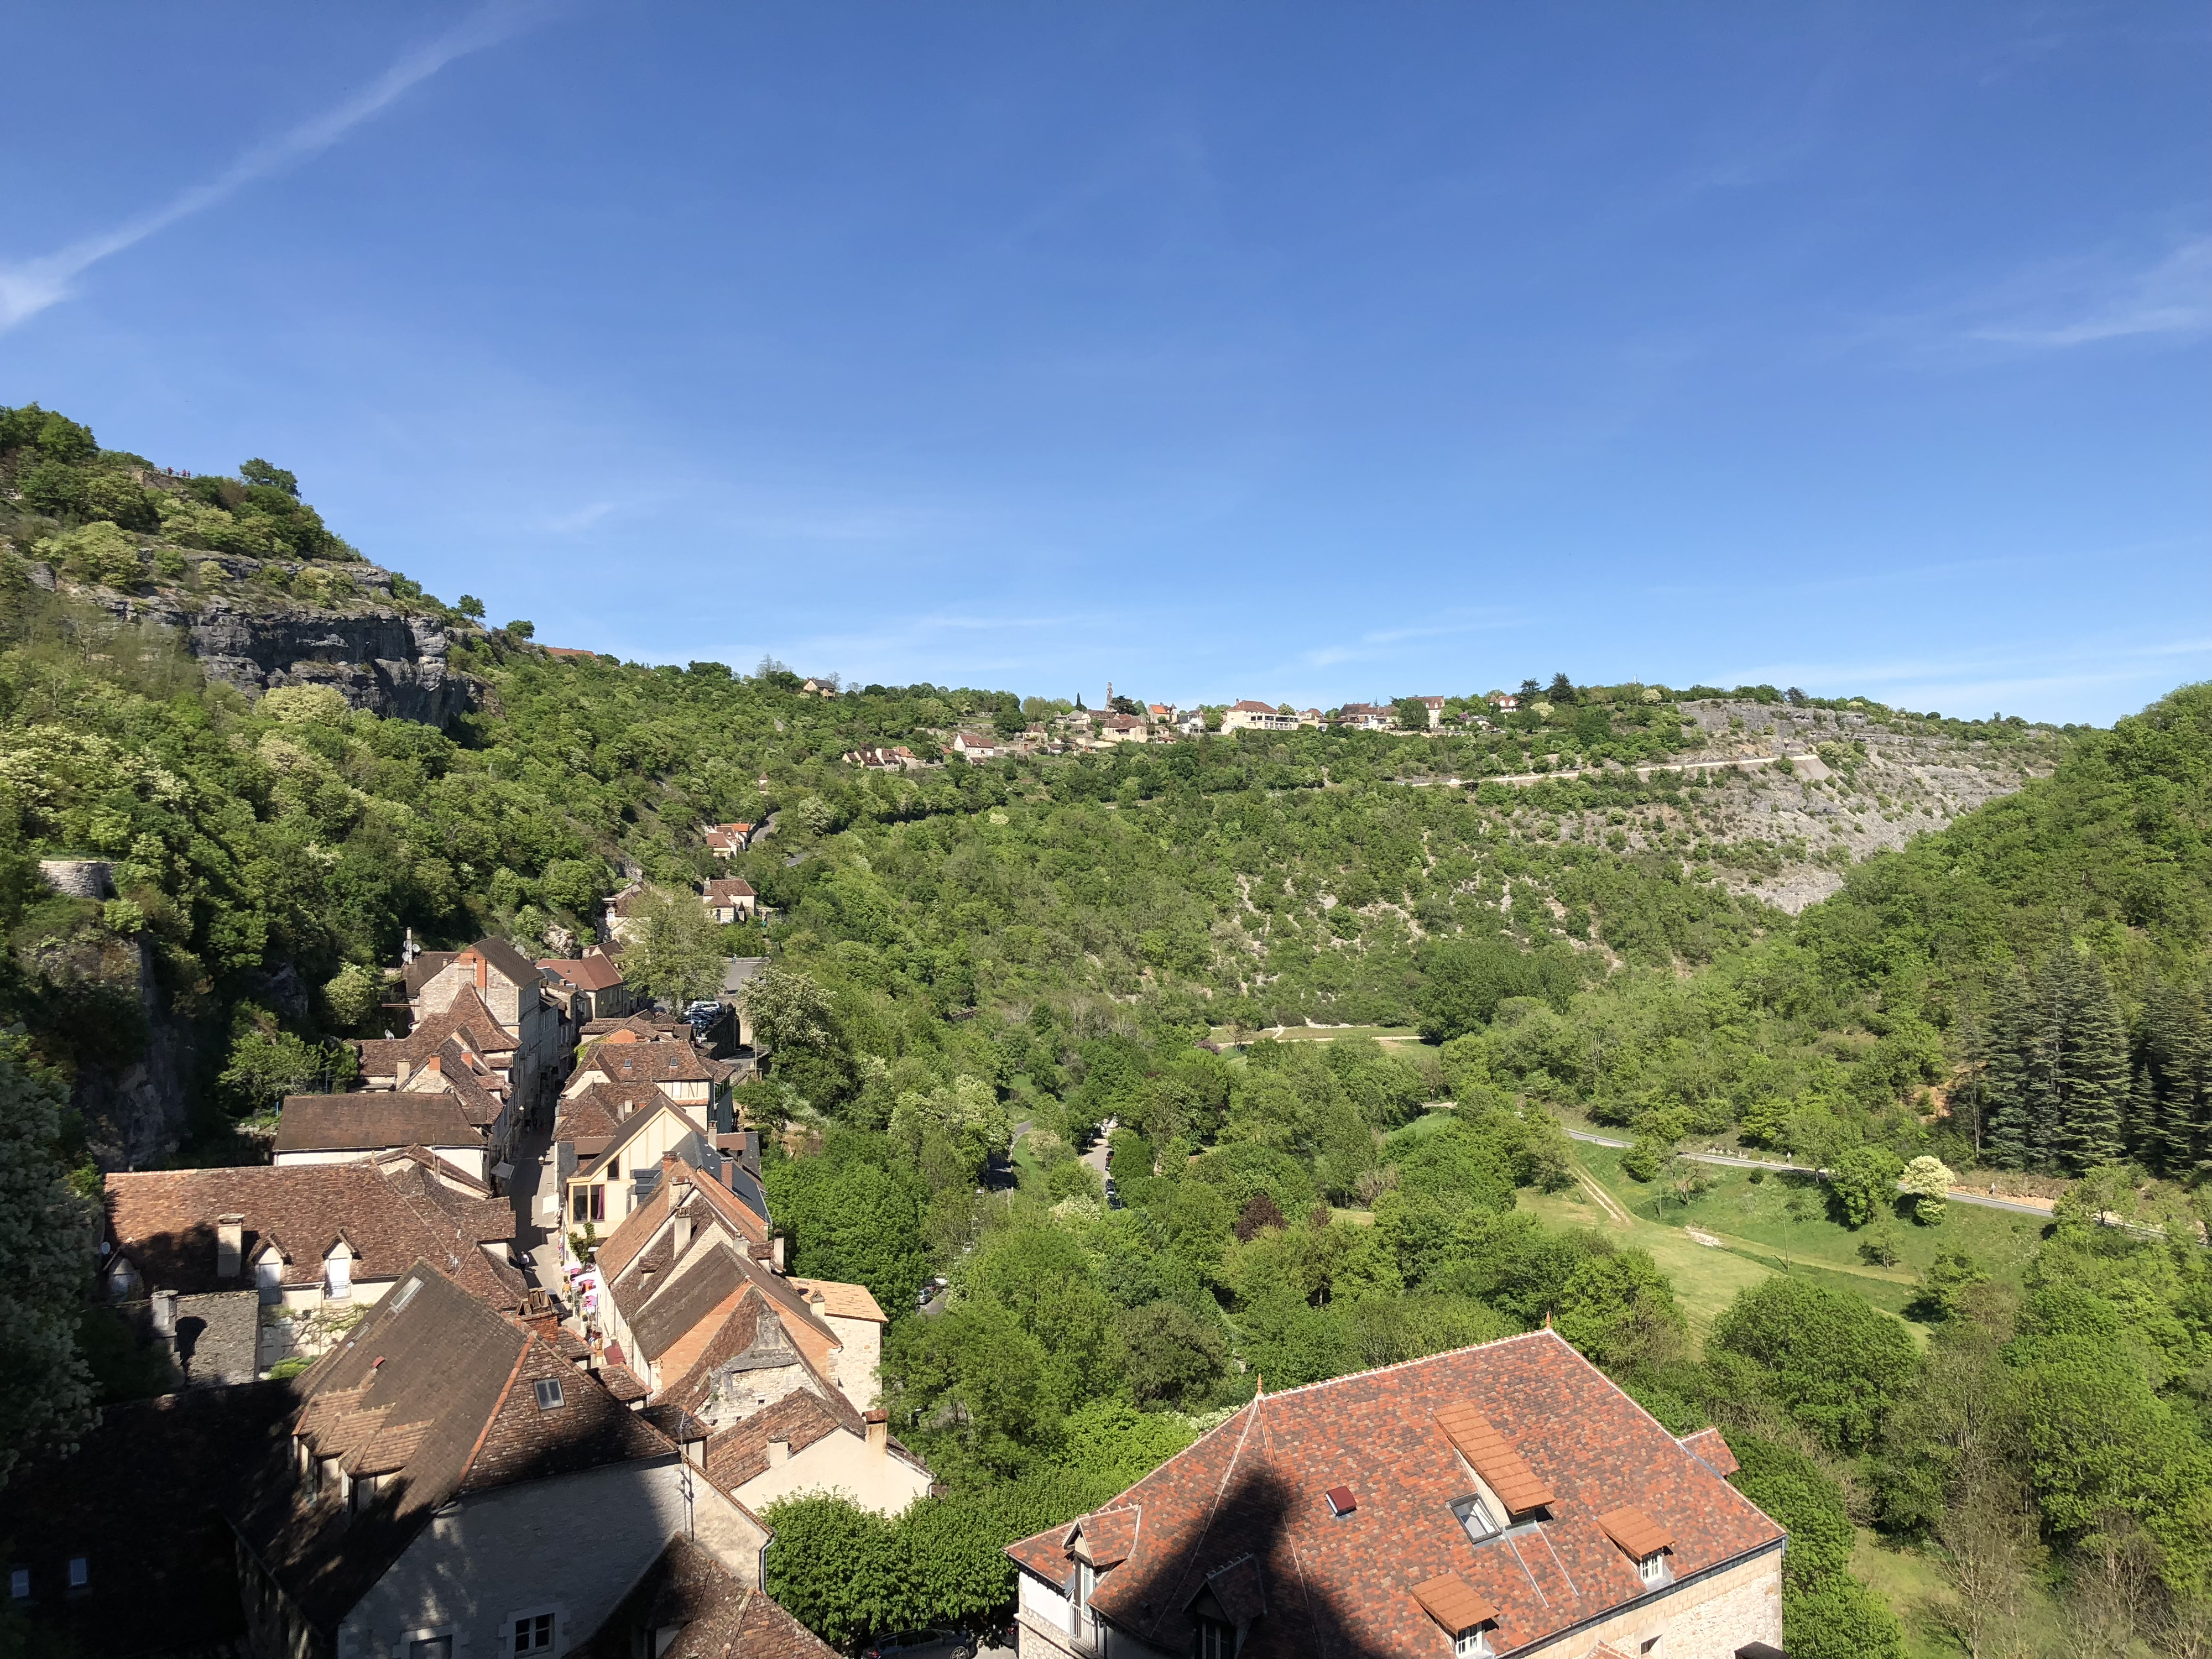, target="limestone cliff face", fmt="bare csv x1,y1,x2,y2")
62,554,483,724
184,598,474,724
